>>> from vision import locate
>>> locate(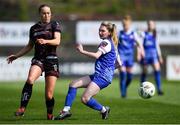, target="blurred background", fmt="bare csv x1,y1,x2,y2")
0,0,180,81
